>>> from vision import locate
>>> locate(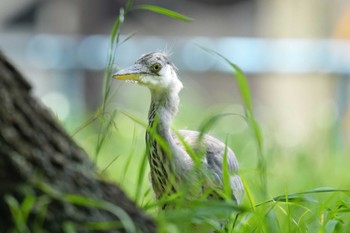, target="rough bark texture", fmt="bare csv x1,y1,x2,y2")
0,52,156,233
